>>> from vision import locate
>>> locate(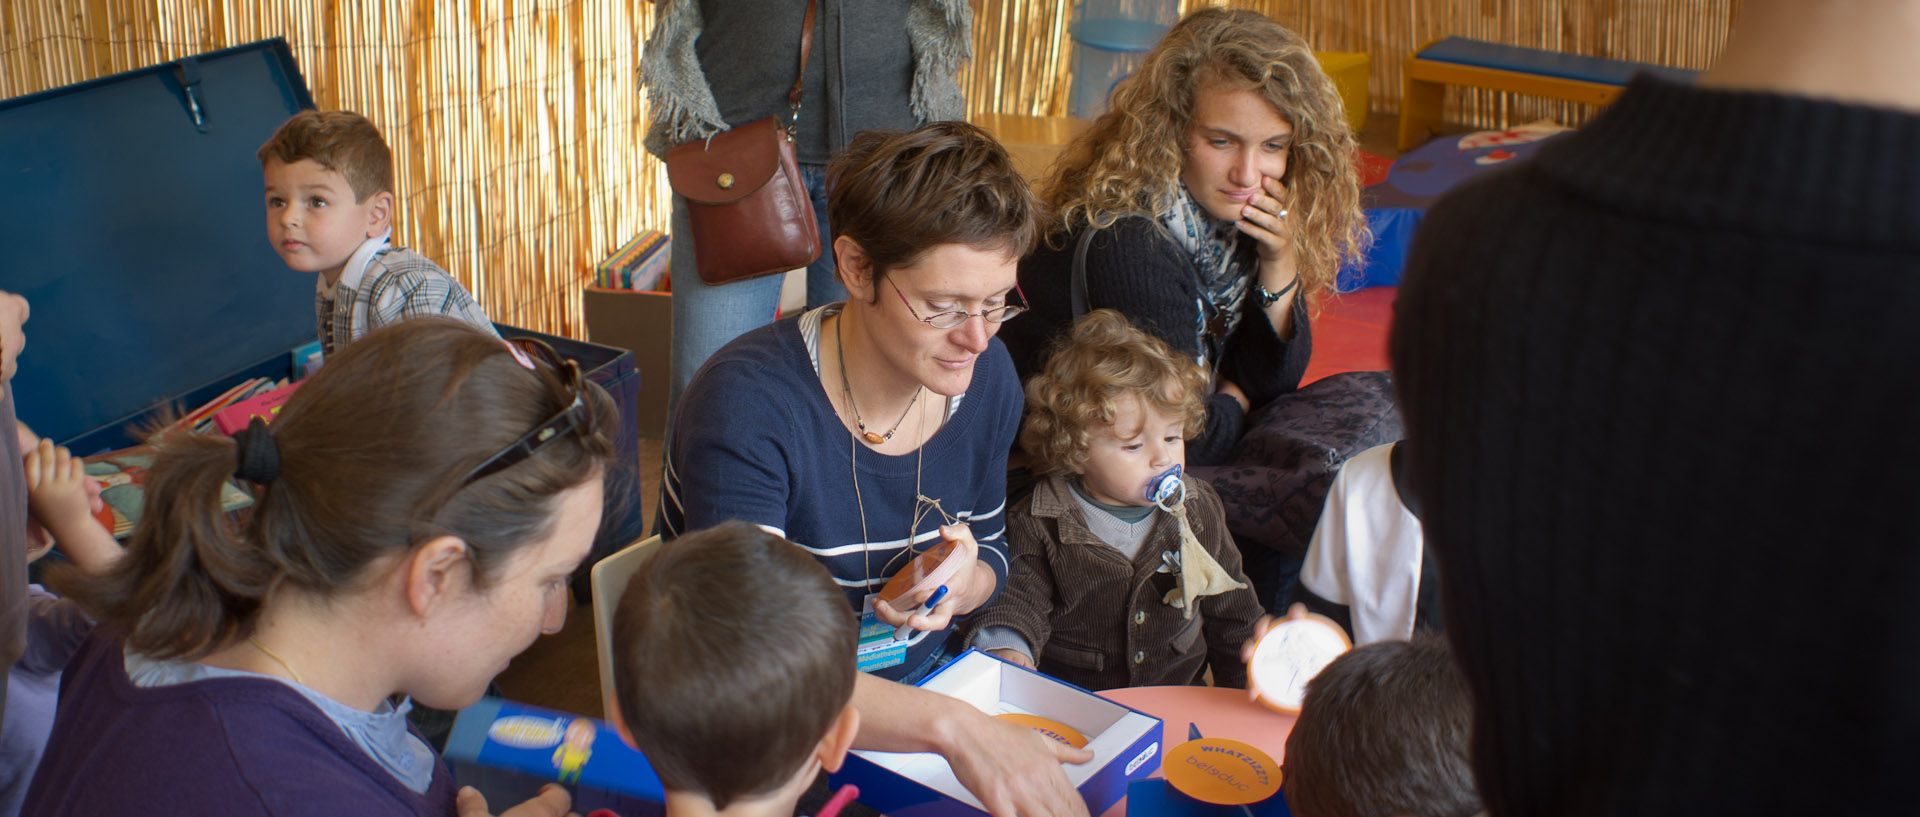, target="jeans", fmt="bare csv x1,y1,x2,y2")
665,162,844,437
